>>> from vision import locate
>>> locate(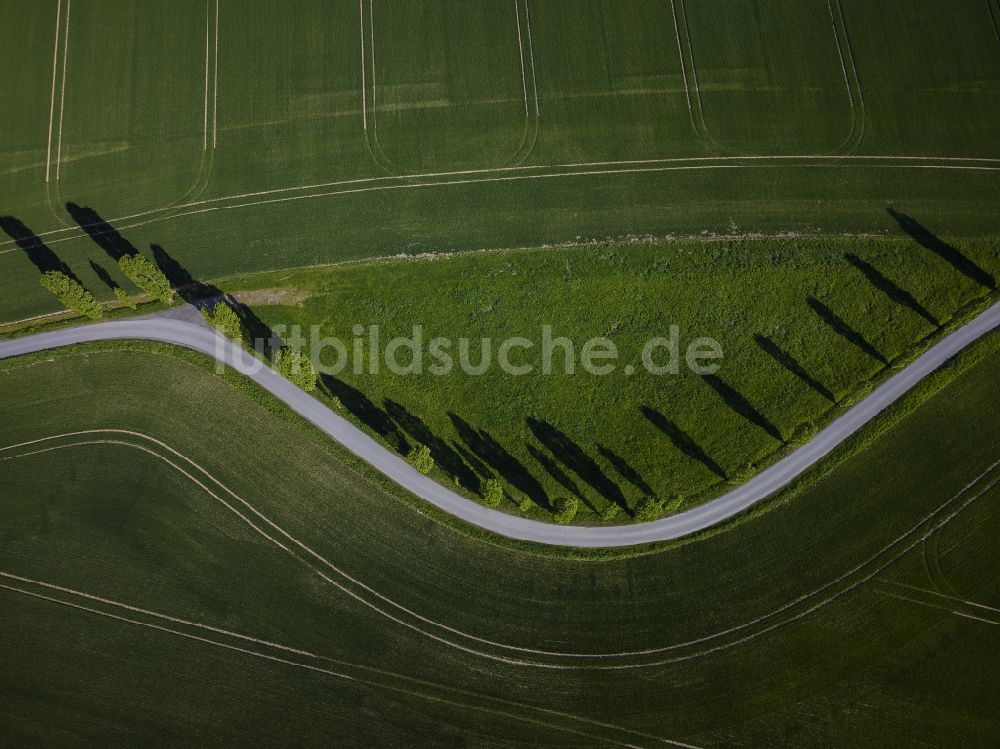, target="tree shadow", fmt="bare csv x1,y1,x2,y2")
753,334,836,403
640,406,727,480
88,260,120,290
318,374,410,454
807,297,887,365
596,444,653,498
700,375,783,442
845,253,939,327
0,215,79,281
525,443,579,510
450,440,493,482
151,243,277,350
385,400,478,490
526,417,627,511
888,208,995,290
449,412,549,506
65,202,138,261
